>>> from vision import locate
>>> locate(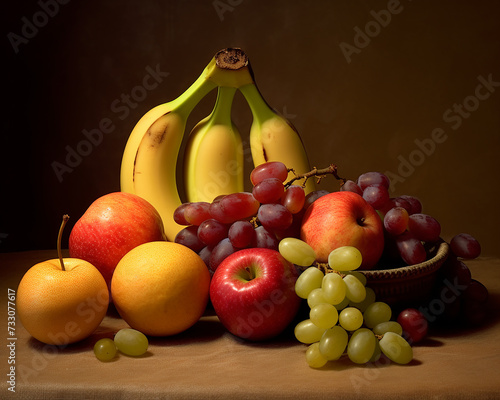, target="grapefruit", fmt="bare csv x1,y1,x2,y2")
111,241,210,336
